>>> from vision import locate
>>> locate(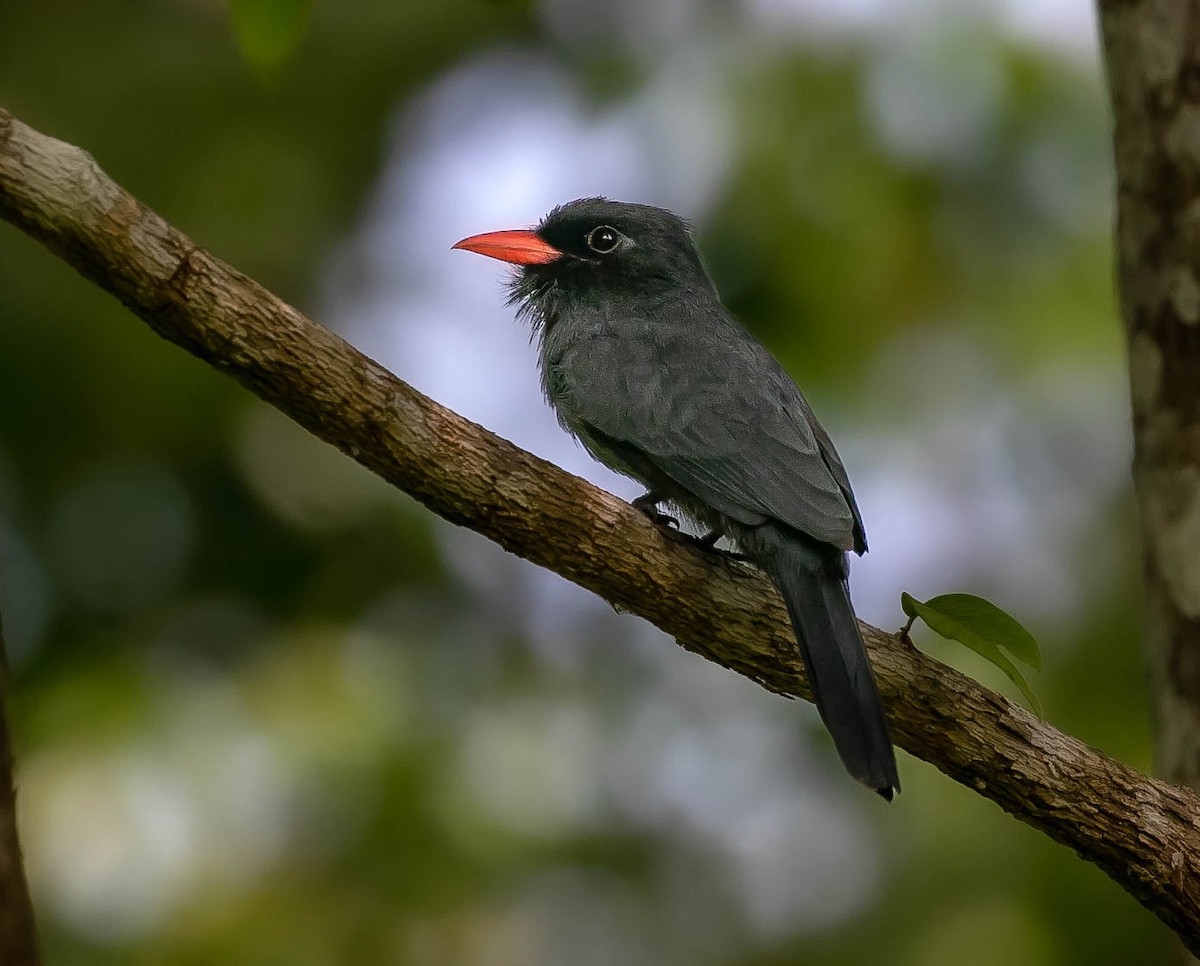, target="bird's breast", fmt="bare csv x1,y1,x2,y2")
536,316,600,402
